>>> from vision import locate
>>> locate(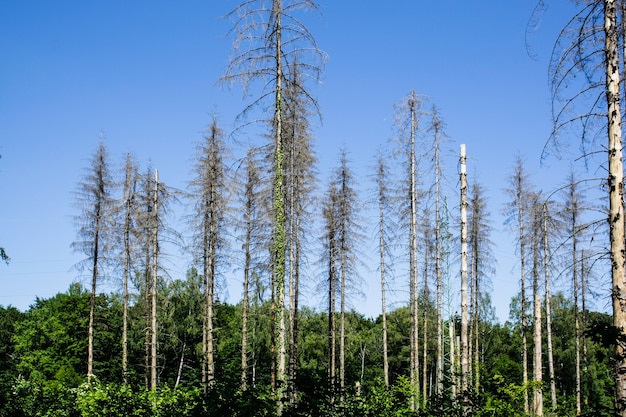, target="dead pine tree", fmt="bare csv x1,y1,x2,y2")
72,138,114,381
391,90,423,409
504,155,534,414
334,149,360,405
547,2,625,412
222,2,324,411
283,60,318,405
430,106,445,398
419,208,434,408
322,179,339,402
468,177,495,395
237,148,267,391
459,144,470,402
542,201,557,412
119,153,138,384
530,193,543,417
187,117,228,391
136,166,176,392
373,149,393,389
